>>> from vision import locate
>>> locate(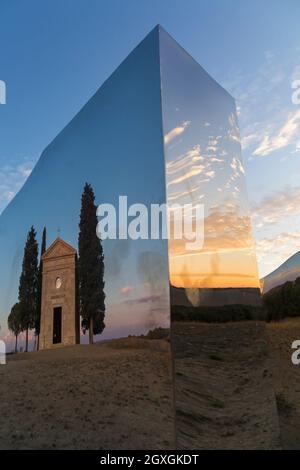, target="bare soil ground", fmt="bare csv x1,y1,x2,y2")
266,318,300,449
0,338,174,450
172,321,281,449
2,320,299,450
